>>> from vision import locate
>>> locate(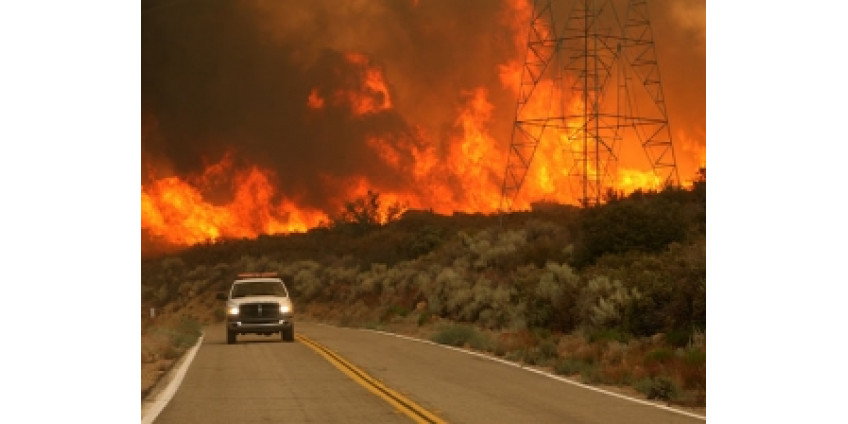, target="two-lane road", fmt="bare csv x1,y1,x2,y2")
148,323,410,423
148,321,705,423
